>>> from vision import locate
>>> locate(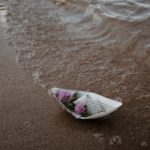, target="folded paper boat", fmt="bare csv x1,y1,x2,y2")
48,87,122,119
